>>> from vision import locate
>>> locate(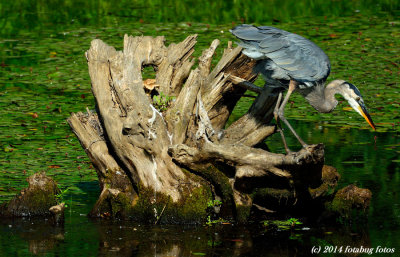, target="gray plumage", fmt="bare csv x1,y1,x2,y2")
230,24,331,89
230,24,376,151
